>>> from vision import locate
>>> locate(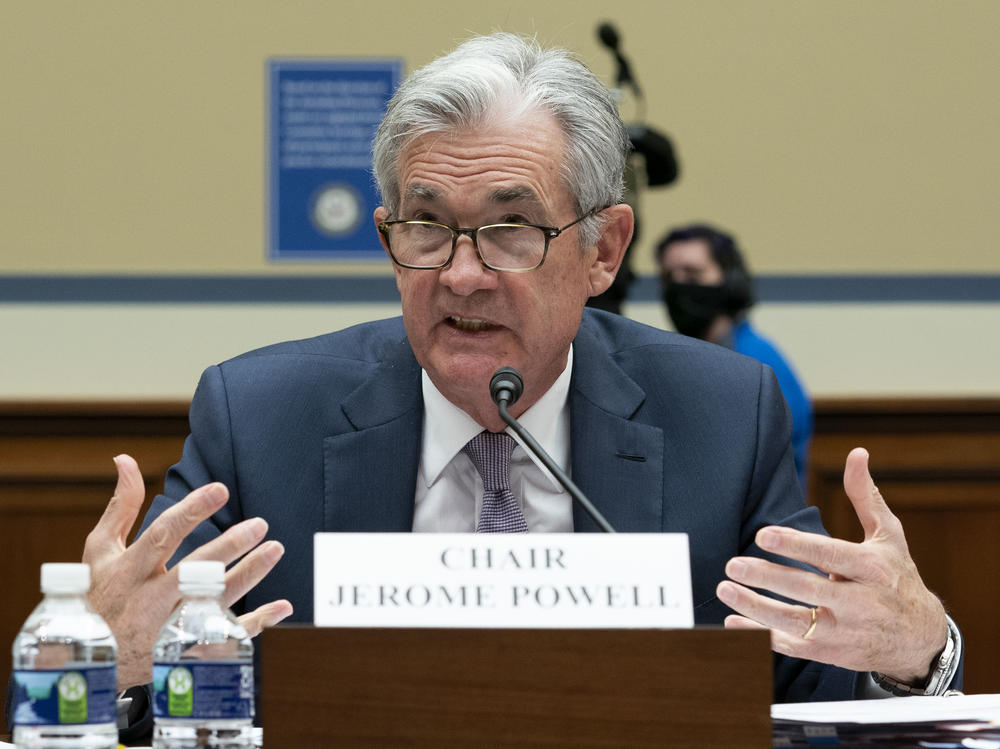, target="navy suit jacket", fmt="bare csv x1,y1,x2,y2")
140,309,862,702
